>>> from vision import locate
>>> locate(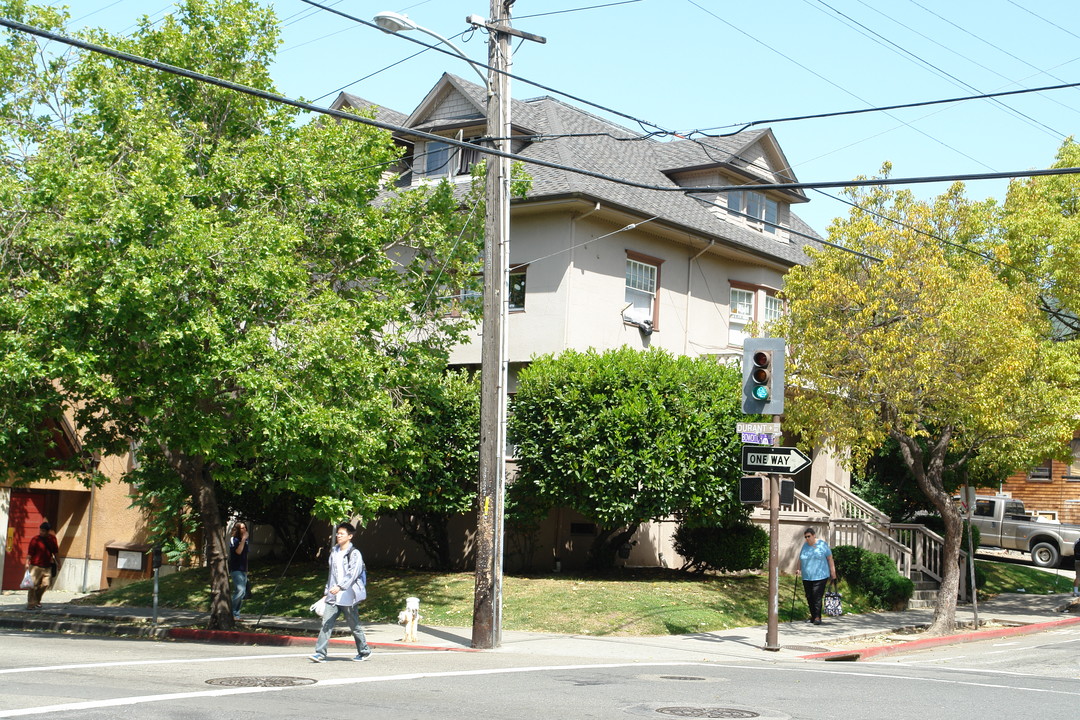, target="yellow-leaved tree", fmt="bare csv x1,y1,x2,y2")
774,174,1080,635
